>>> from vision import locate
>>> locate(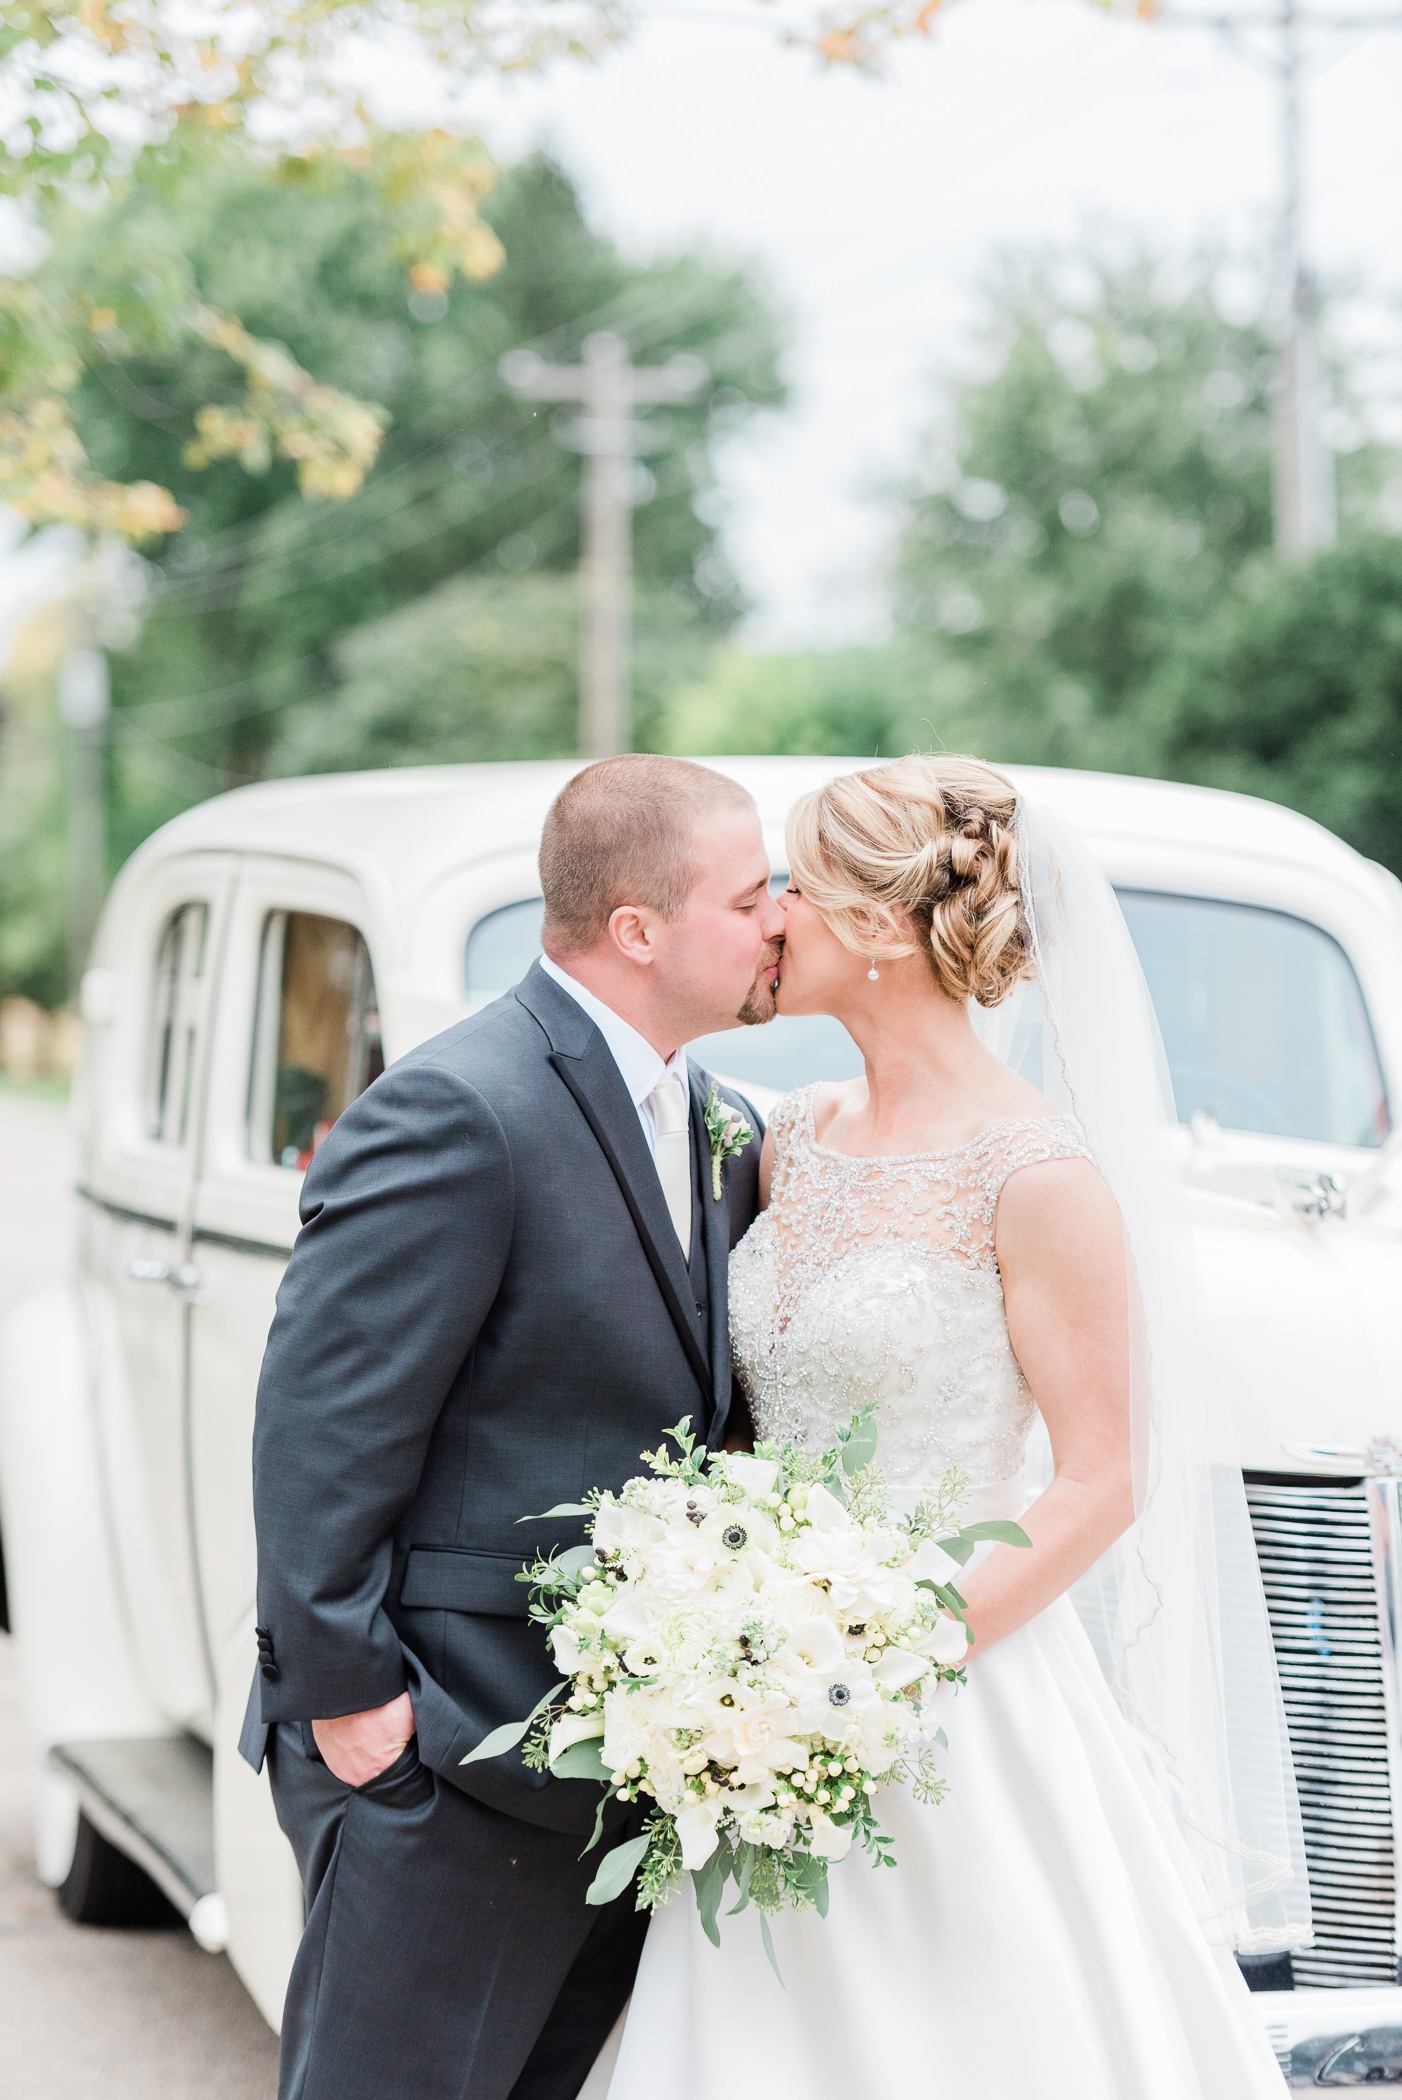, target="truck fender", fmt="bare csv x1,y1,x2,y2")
0,1280,168,1882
